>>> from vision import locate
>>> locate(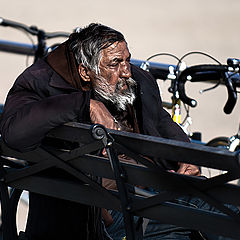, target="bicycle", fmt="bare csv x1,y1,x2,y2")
135,52,220,144
203,132,240,181
176,57,240,180
206,127,240,152
0,17,70,62
204,60,240,154
135,52,240,181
